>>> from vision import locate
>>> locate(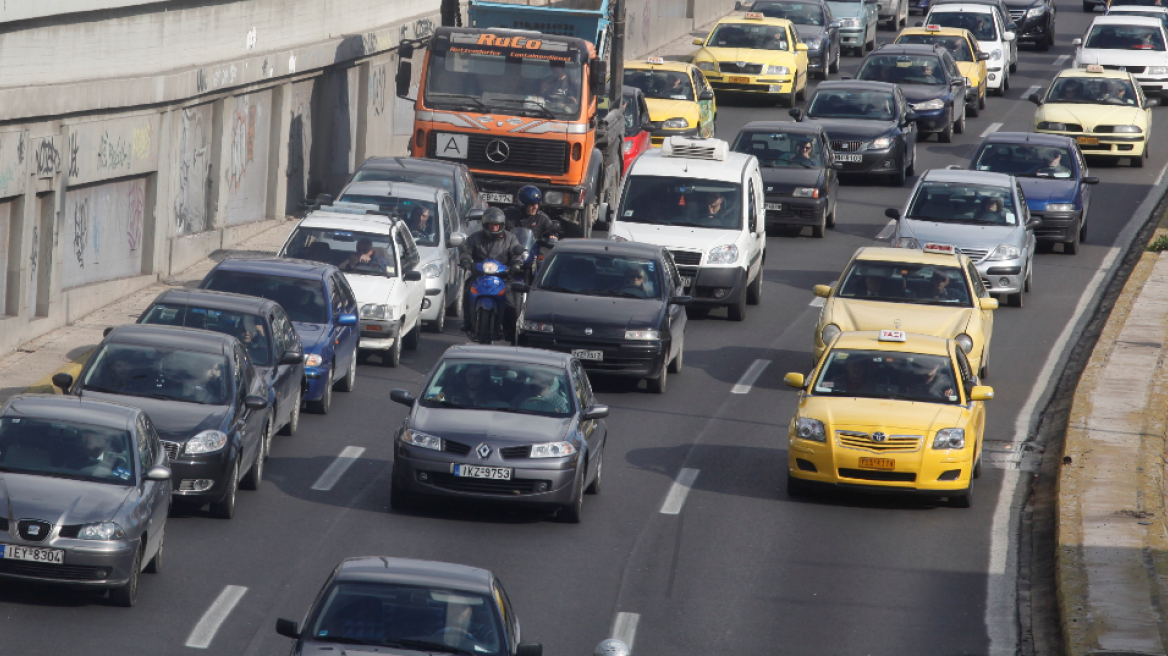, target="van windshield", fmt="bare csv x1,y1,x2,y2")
619,177,742,230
